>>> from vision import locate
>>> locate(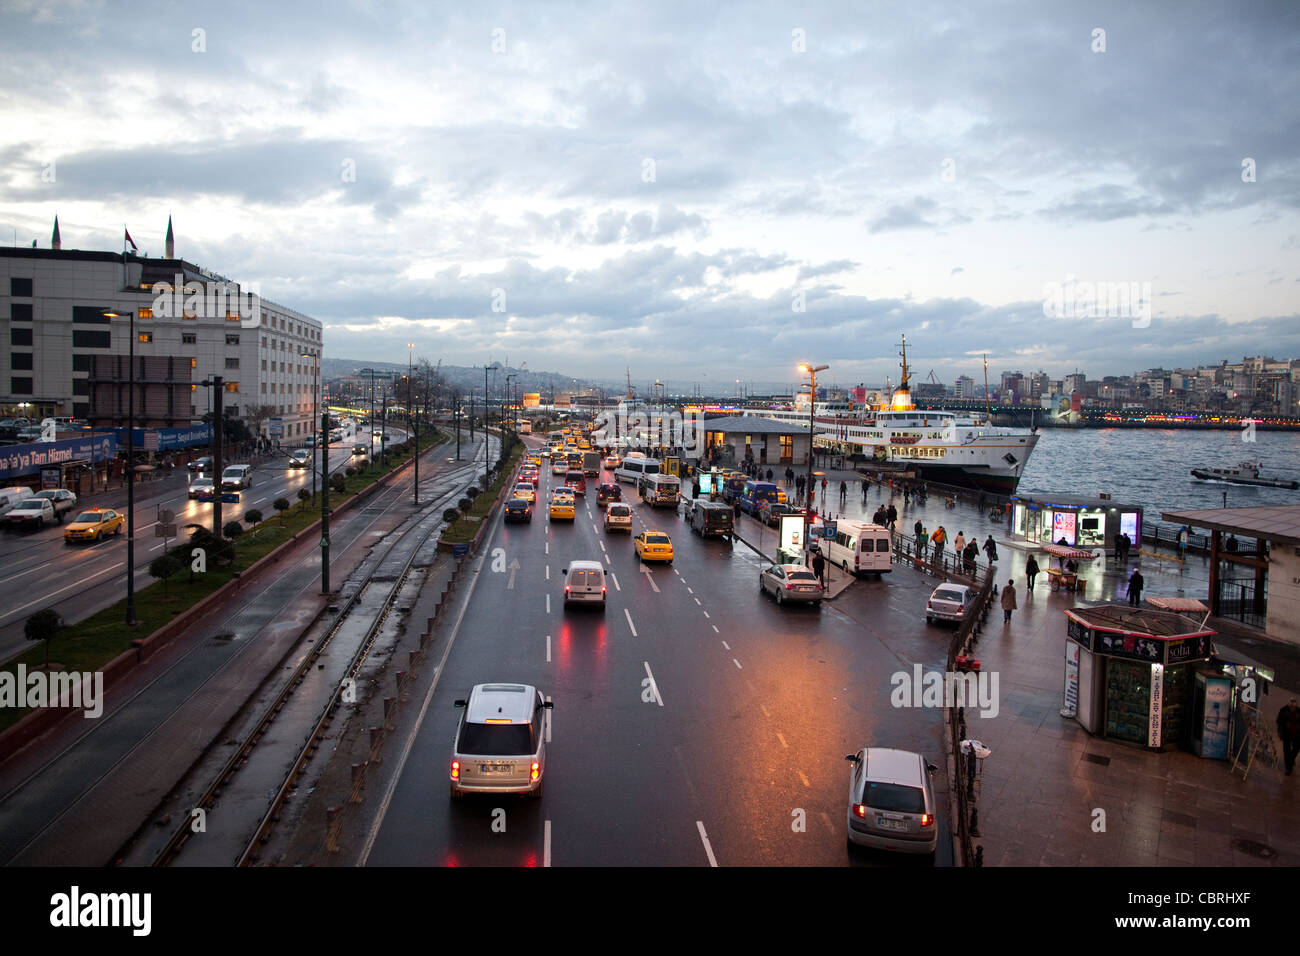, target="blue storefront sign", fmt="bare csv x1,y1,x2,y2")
0,434,118,481
114,424,213,450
